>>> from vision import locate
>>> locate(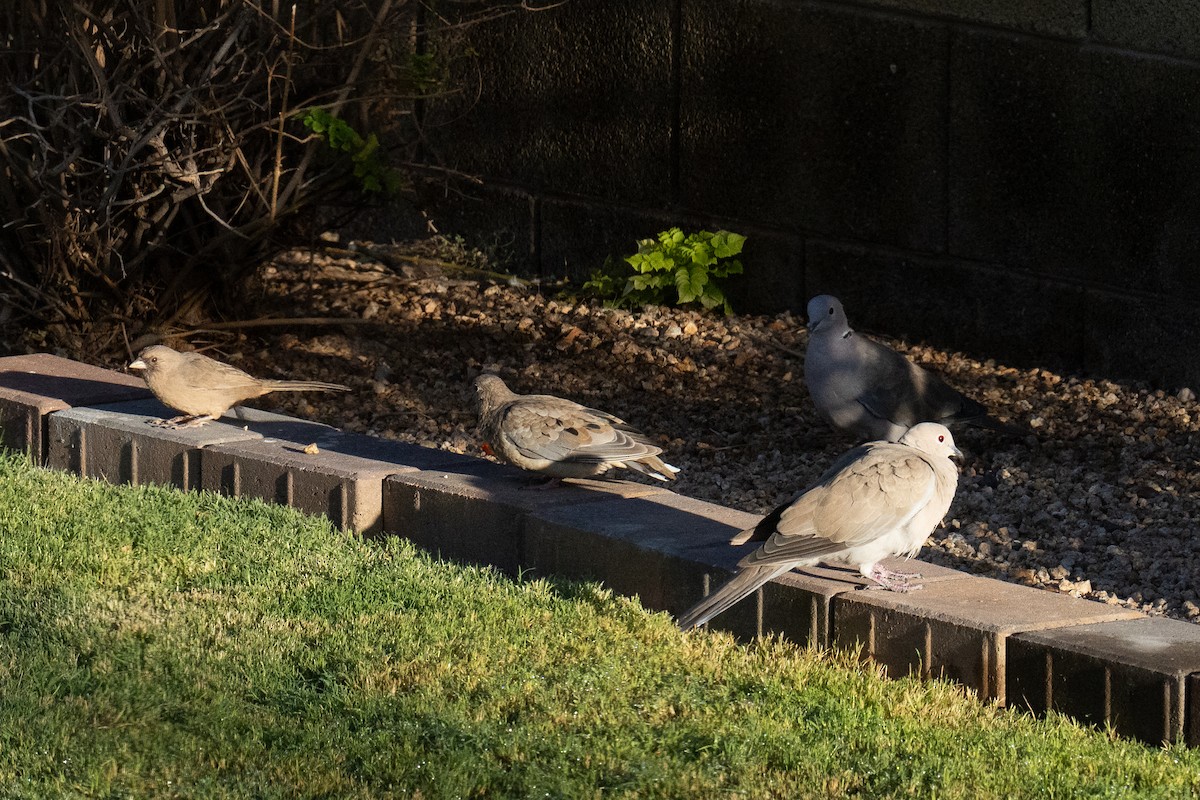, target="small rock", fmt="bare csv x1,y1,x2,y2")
1012,568,1036,583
